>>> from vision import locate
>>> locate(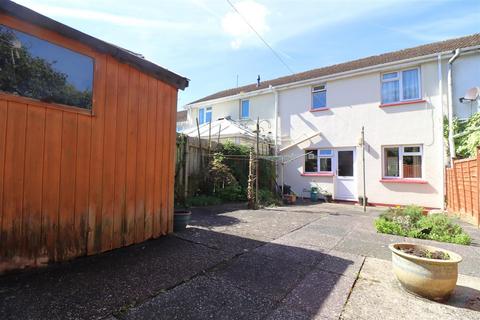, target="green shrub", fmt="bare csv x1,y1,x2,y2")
216,185,247,202
186,195,222,207
258,189,281,207
375,206,472,245
375,218,405,236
